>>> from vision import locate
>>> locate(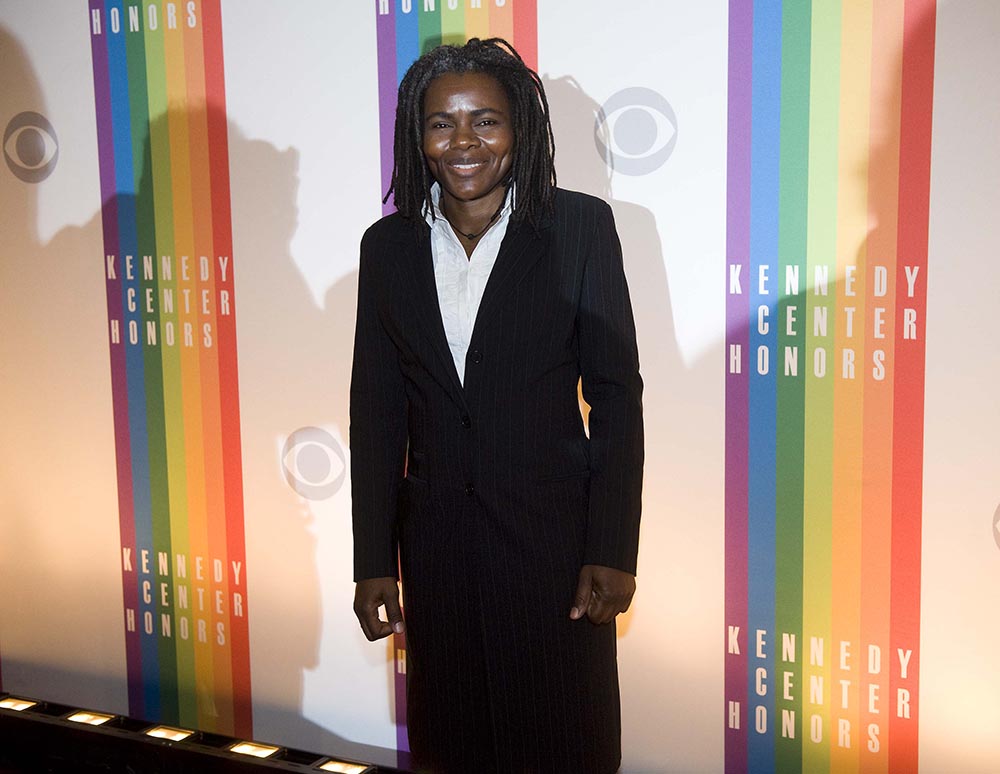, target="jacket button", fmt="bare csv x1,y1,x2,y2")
461,414,472,428
465,484,475,497
470,349,483,364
